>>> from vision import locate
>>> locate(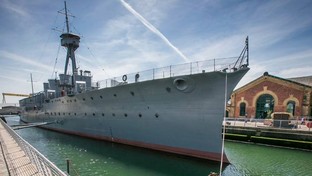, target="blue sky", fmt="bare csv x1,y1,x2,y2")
1,0,312,104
